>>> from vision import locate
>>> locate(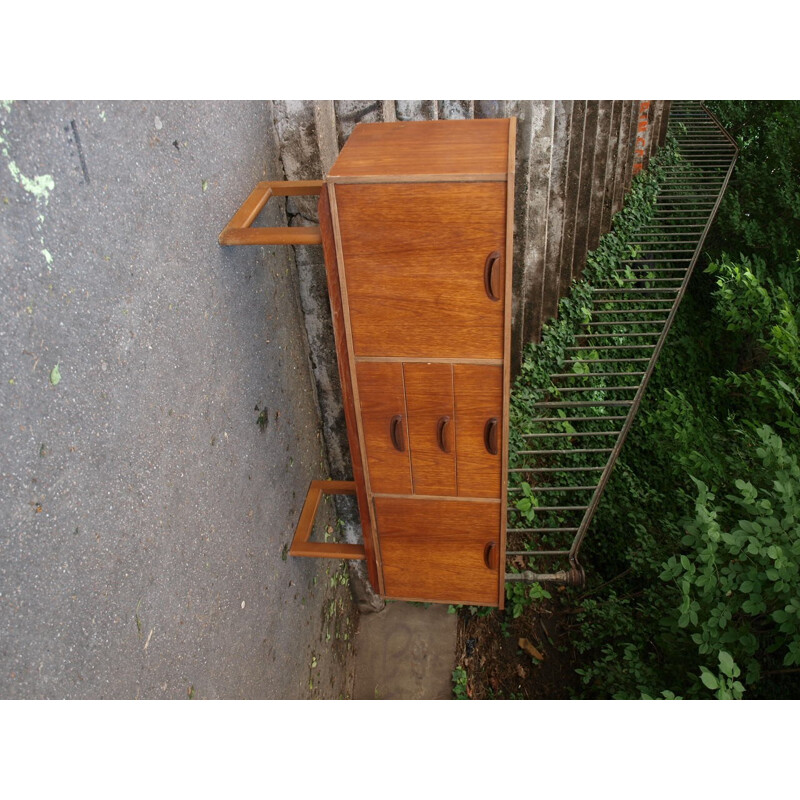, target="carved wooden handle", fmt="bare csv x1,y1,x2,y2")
484,417,499,455
484,541,499,570
437,416,451,453
484,251,501,301
390,414,405,452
